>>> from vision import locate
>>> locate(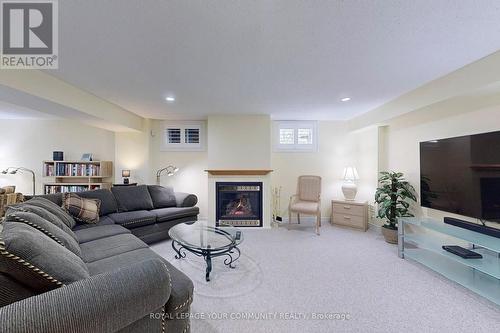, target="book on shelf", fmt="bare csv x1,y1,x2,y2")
44,184,104,194
53,163,101,177
44,164,55,176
